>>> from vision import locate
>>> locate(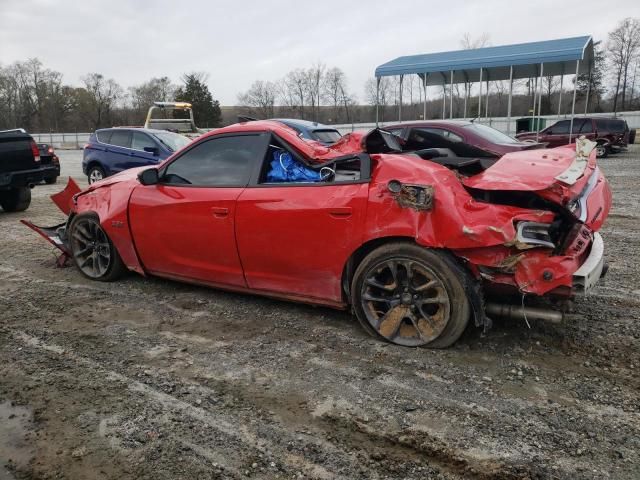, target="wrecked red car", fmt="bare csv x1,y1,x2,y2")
24,121,611,348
